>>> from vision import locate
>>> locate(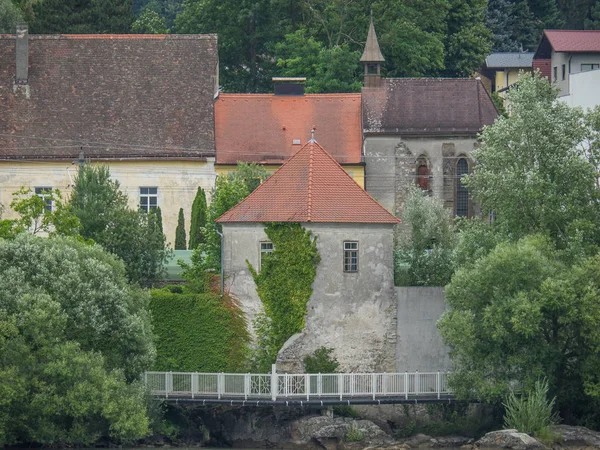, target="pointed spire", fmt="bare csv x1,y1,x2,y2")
360,16,385,63
309,127,316,143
